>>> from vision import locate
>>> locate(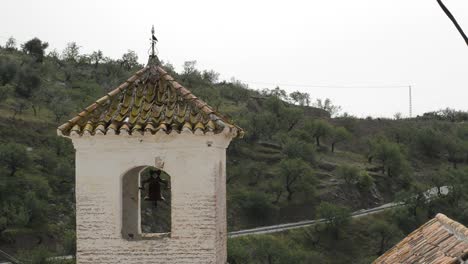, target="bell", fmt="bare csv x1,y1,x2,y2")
144,195,157,202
